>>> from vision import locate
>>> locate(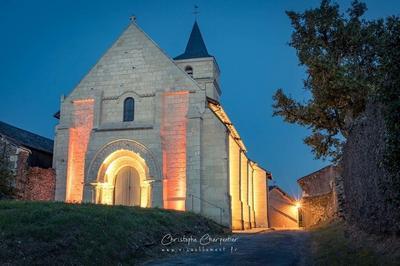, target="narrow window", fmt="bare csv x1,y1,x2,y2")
123,97,134,122
185,66,193,77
